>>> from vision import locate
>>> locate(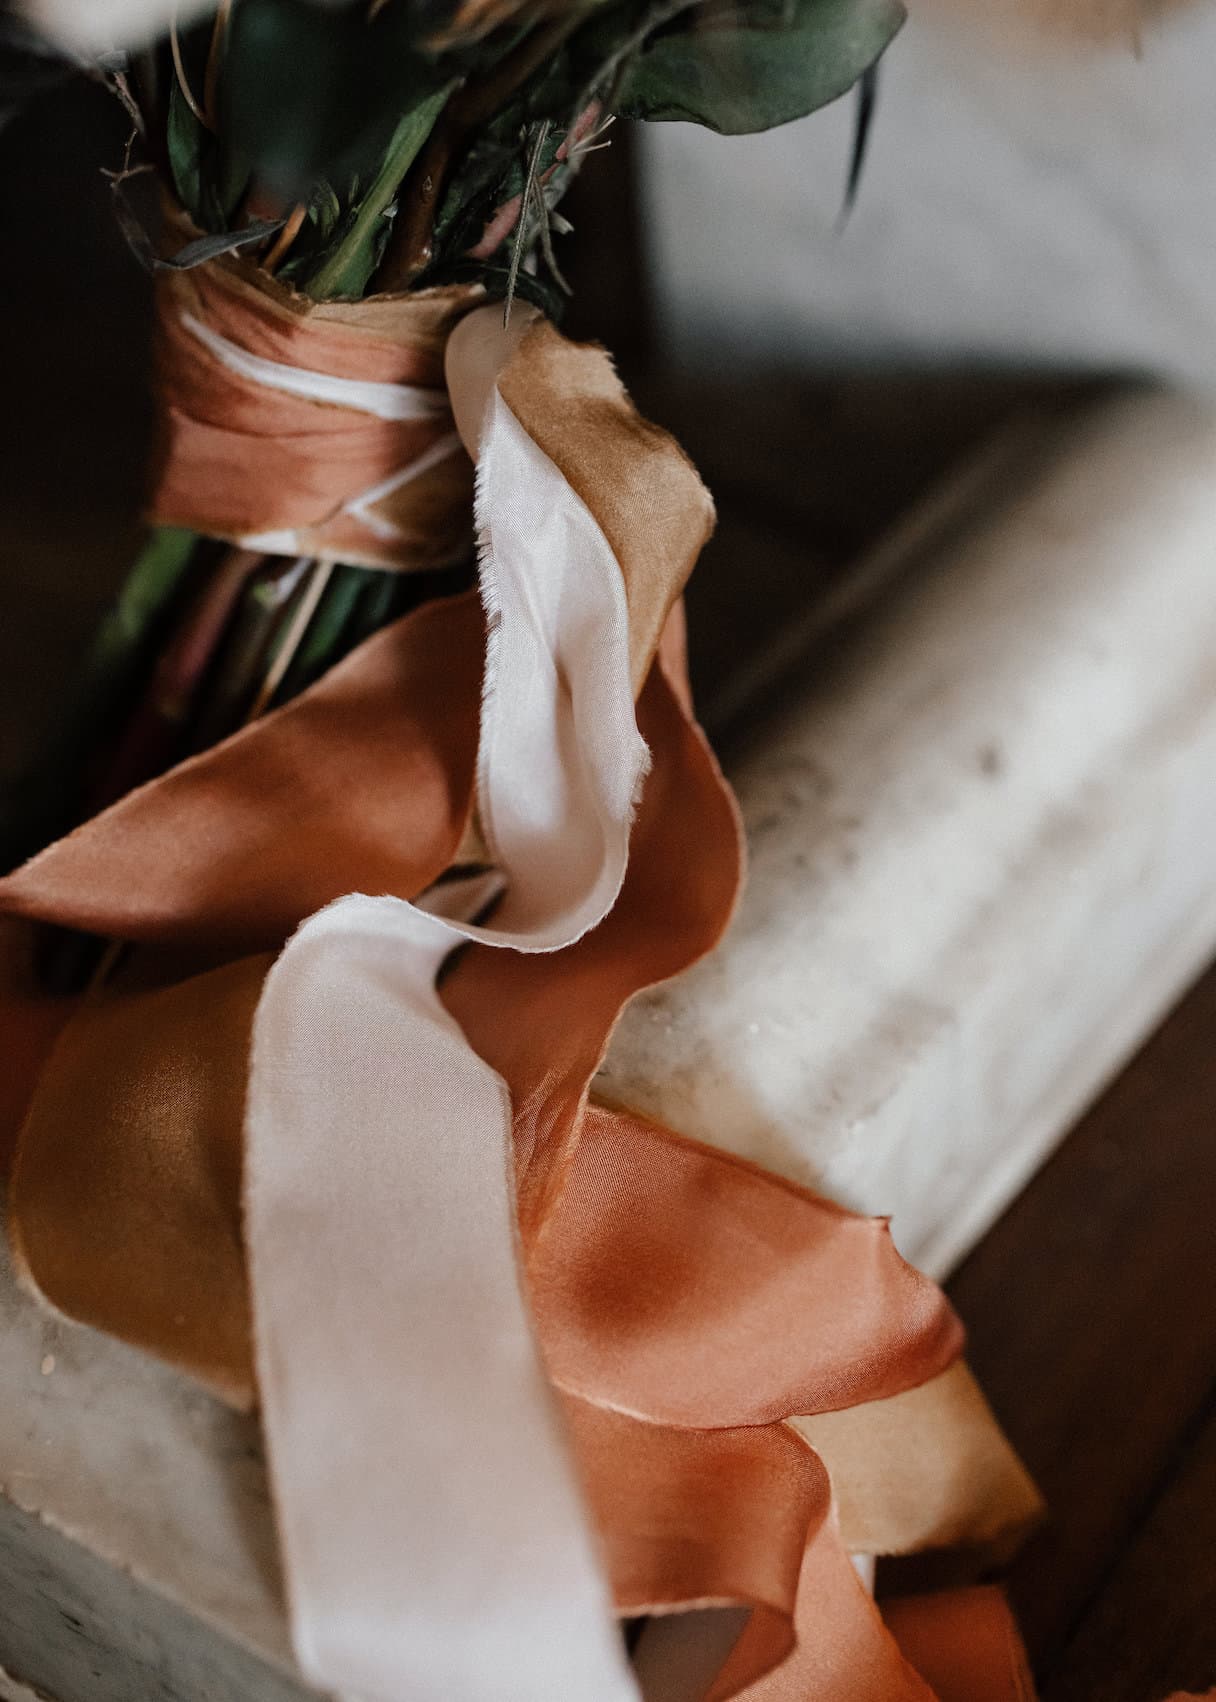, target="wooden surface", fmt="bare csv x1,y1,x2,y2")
882,961,1216,1699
